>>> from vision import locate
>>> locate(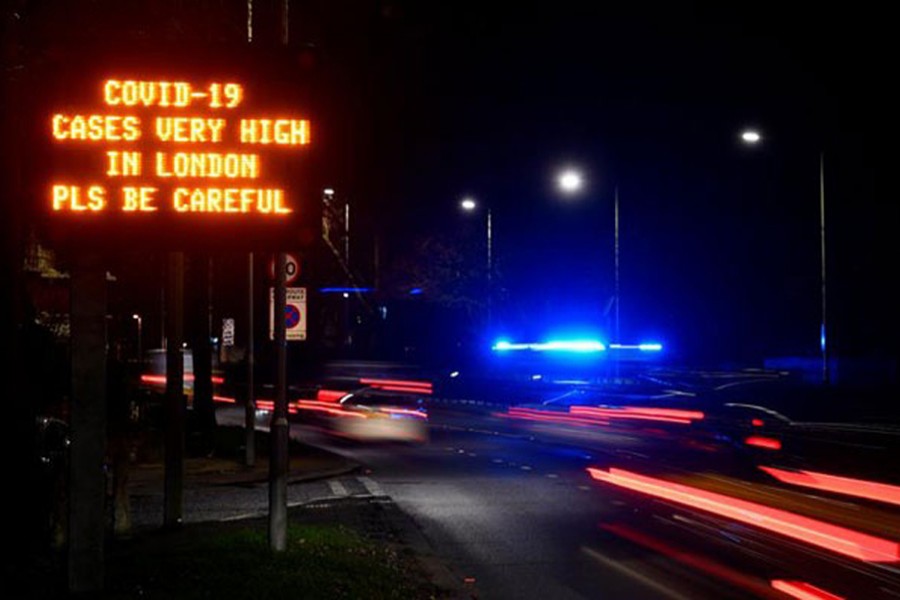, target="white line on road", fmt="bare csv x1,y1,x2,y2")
357,476,385,496
328,480,349,497
581,546,693,600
